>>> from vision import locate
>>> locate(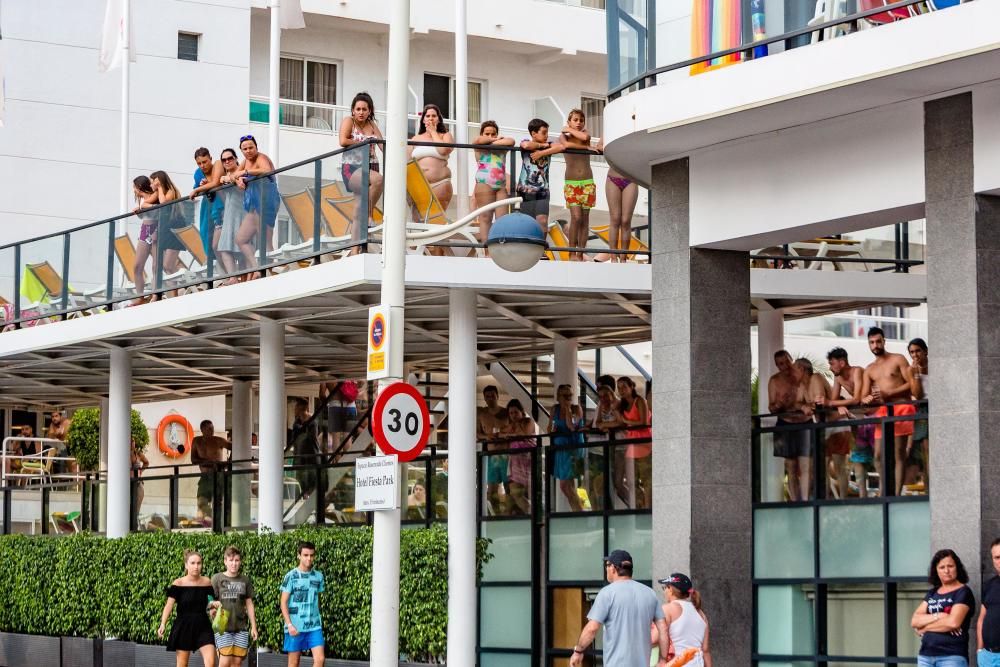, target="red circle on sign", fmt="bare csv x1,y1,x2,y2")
370,313,386,351
372,382,431,462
